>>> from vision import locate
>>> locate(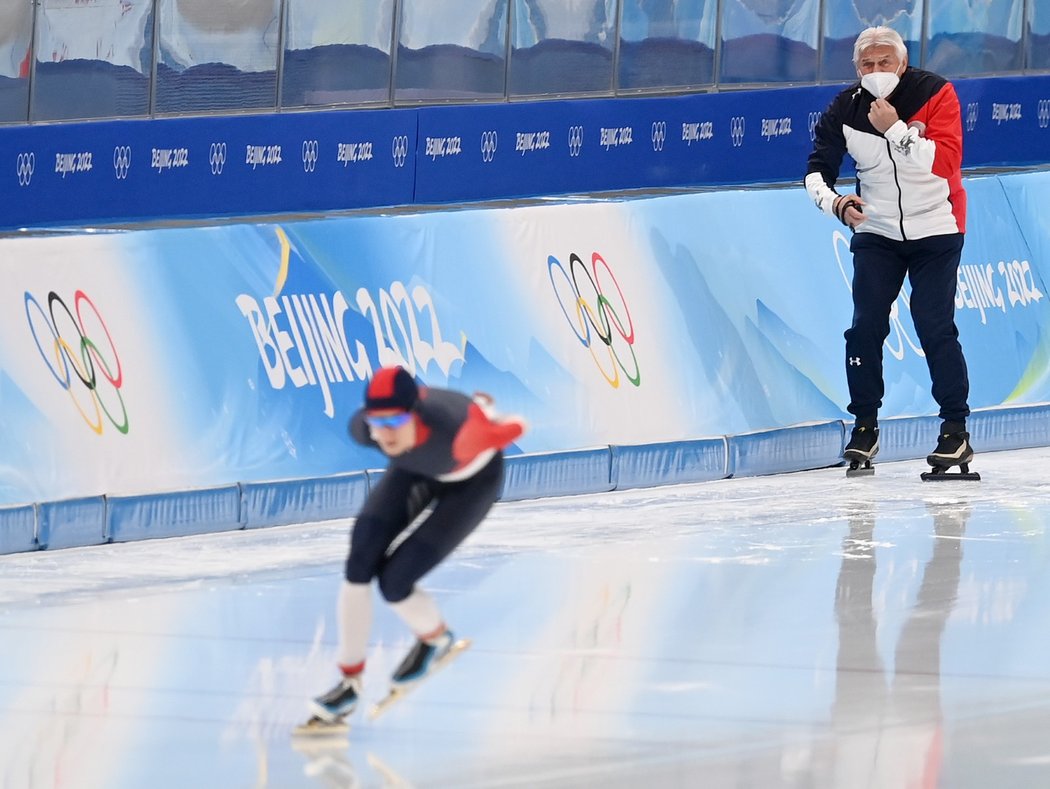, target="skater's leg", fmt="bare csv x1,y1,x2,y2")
906,233,969,425
376,454,503,607
376,455,503,683
335,581,371,671
845,234,909,422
